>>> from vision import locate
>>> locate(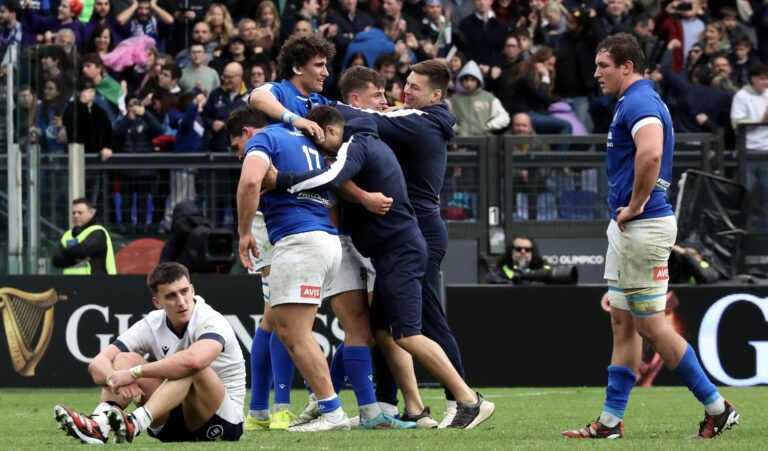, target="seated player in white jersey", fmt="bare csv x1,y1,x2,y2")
53,262,247,444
